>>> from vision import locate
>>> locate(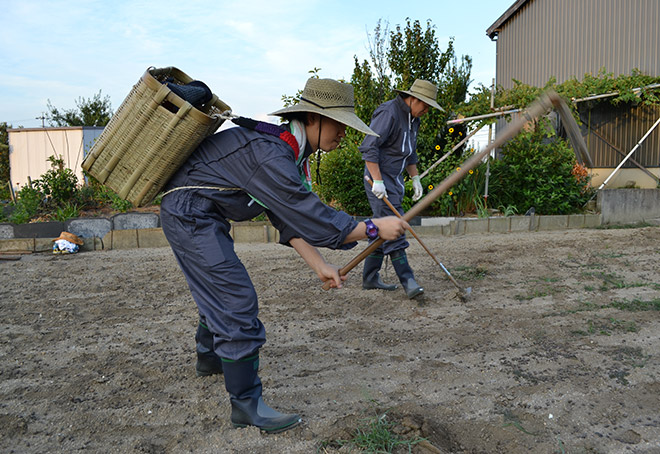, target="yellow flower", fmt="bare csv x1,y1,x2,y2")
456,167,461,172
459,132,463,136
469,169,474,175
428,184,434,190
435,145,440,150
449,128,454,133
448,191,454,196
